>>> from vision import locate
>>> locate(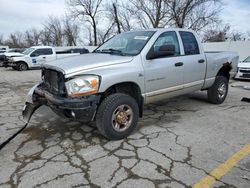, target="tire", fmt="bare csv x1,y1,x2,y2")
18,62,28,71
96,93,139,140
207,76,229,104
